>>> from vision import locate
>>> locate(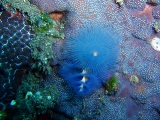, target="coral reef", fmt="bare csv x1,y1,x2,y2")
29,0,160,119
1,0,65,75
118,37,160,83
131,16,153,40
0,0,160,119
0,0,64,112
44,71,159,120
